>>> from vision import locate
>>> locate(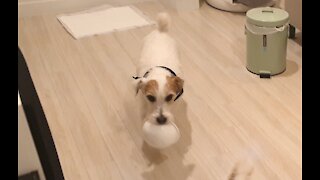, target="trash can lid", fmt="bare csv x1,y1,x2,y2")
246,7,289,27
